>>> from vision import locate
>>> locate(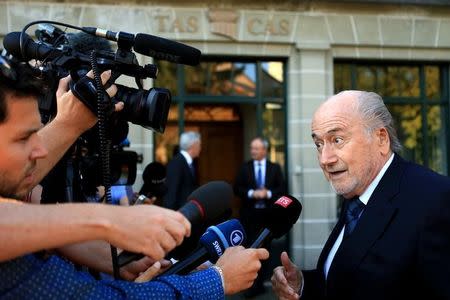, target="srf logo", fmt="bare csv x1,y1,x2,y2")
275,196,292,208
